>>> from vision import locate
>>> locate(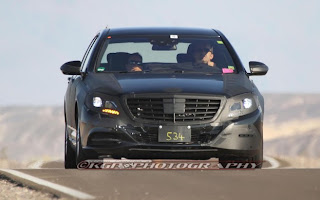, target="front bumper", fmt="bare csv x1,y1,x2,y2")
77,106,263,159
